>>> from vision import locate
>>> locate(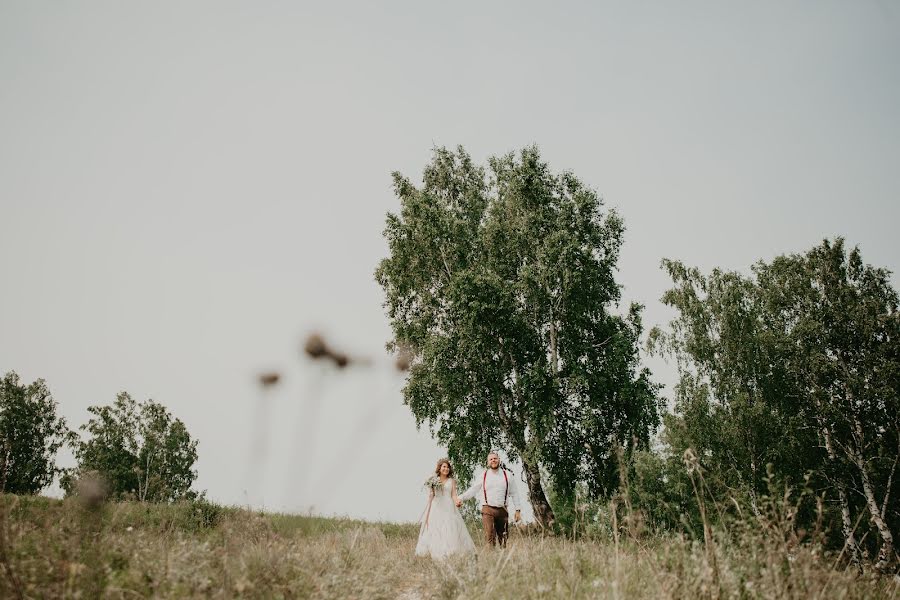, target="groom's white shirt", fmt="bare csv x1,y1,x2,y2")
459,468,521,509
